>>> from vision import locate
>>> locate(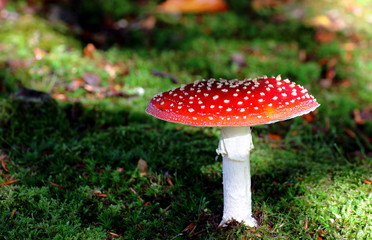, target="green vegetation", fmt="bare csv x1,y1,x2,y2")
0,1,371,239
